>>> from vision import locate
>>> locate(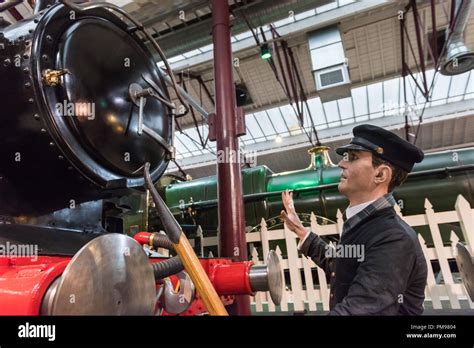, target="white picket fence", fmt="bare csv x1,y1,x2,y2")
191,194,474,313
